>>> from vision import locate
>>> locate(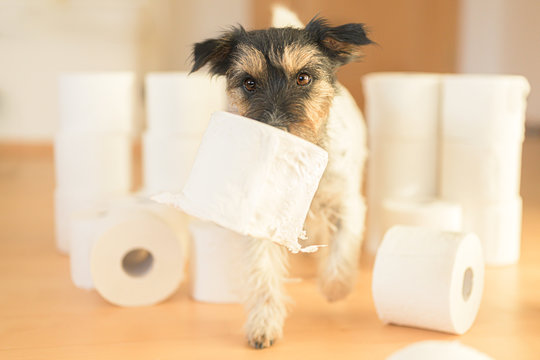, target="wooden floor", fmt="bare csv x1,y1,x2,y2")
1,136,539,360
